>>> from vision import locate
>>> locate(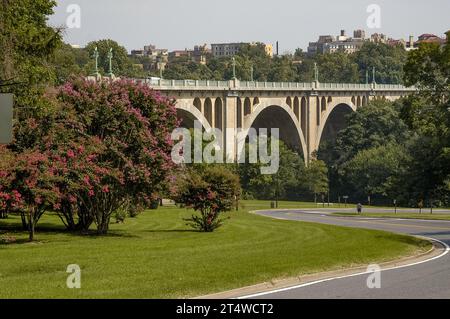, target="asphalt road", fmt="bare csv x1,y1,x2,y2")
246,209,450,299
